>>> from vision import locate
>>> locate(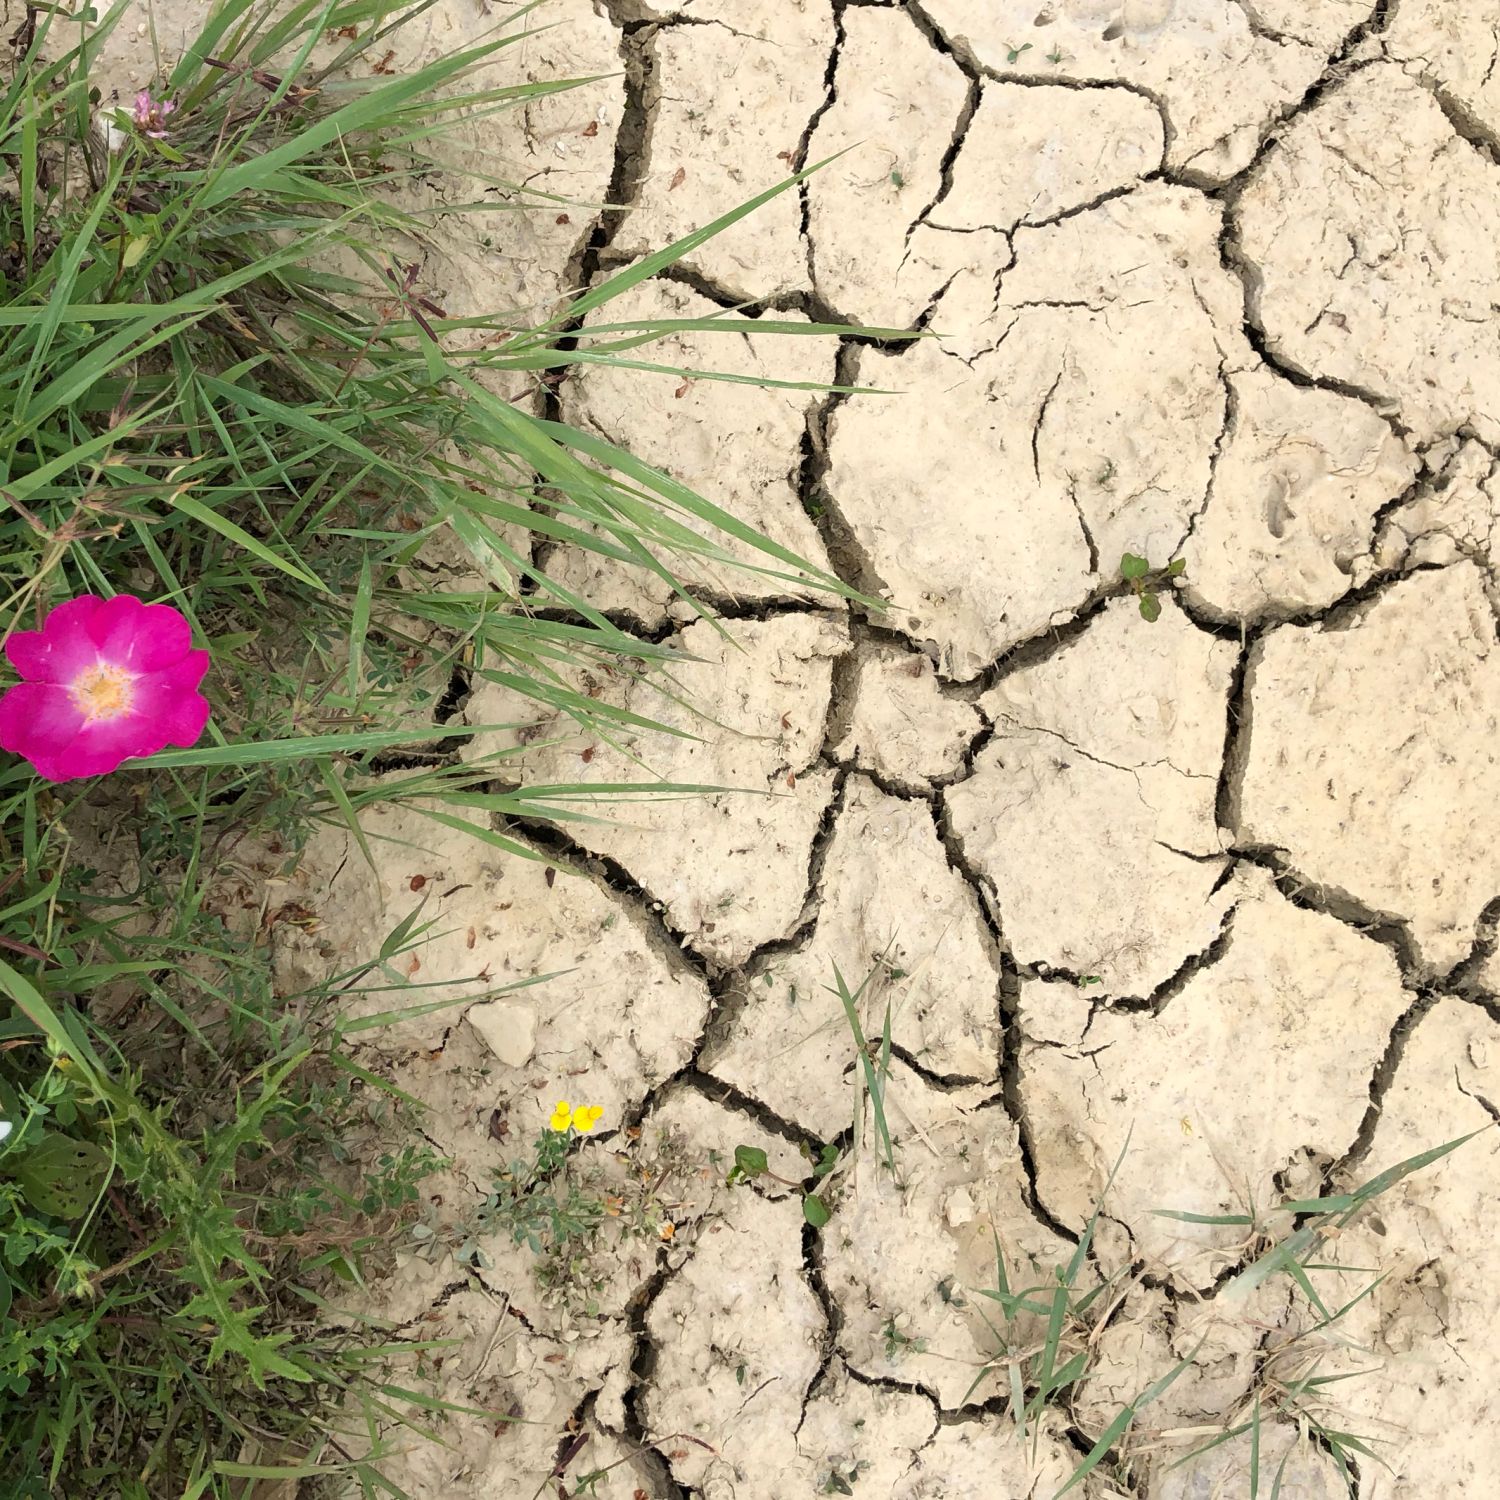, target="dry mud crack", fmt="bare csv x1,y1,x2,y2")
275,1,1500,1494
